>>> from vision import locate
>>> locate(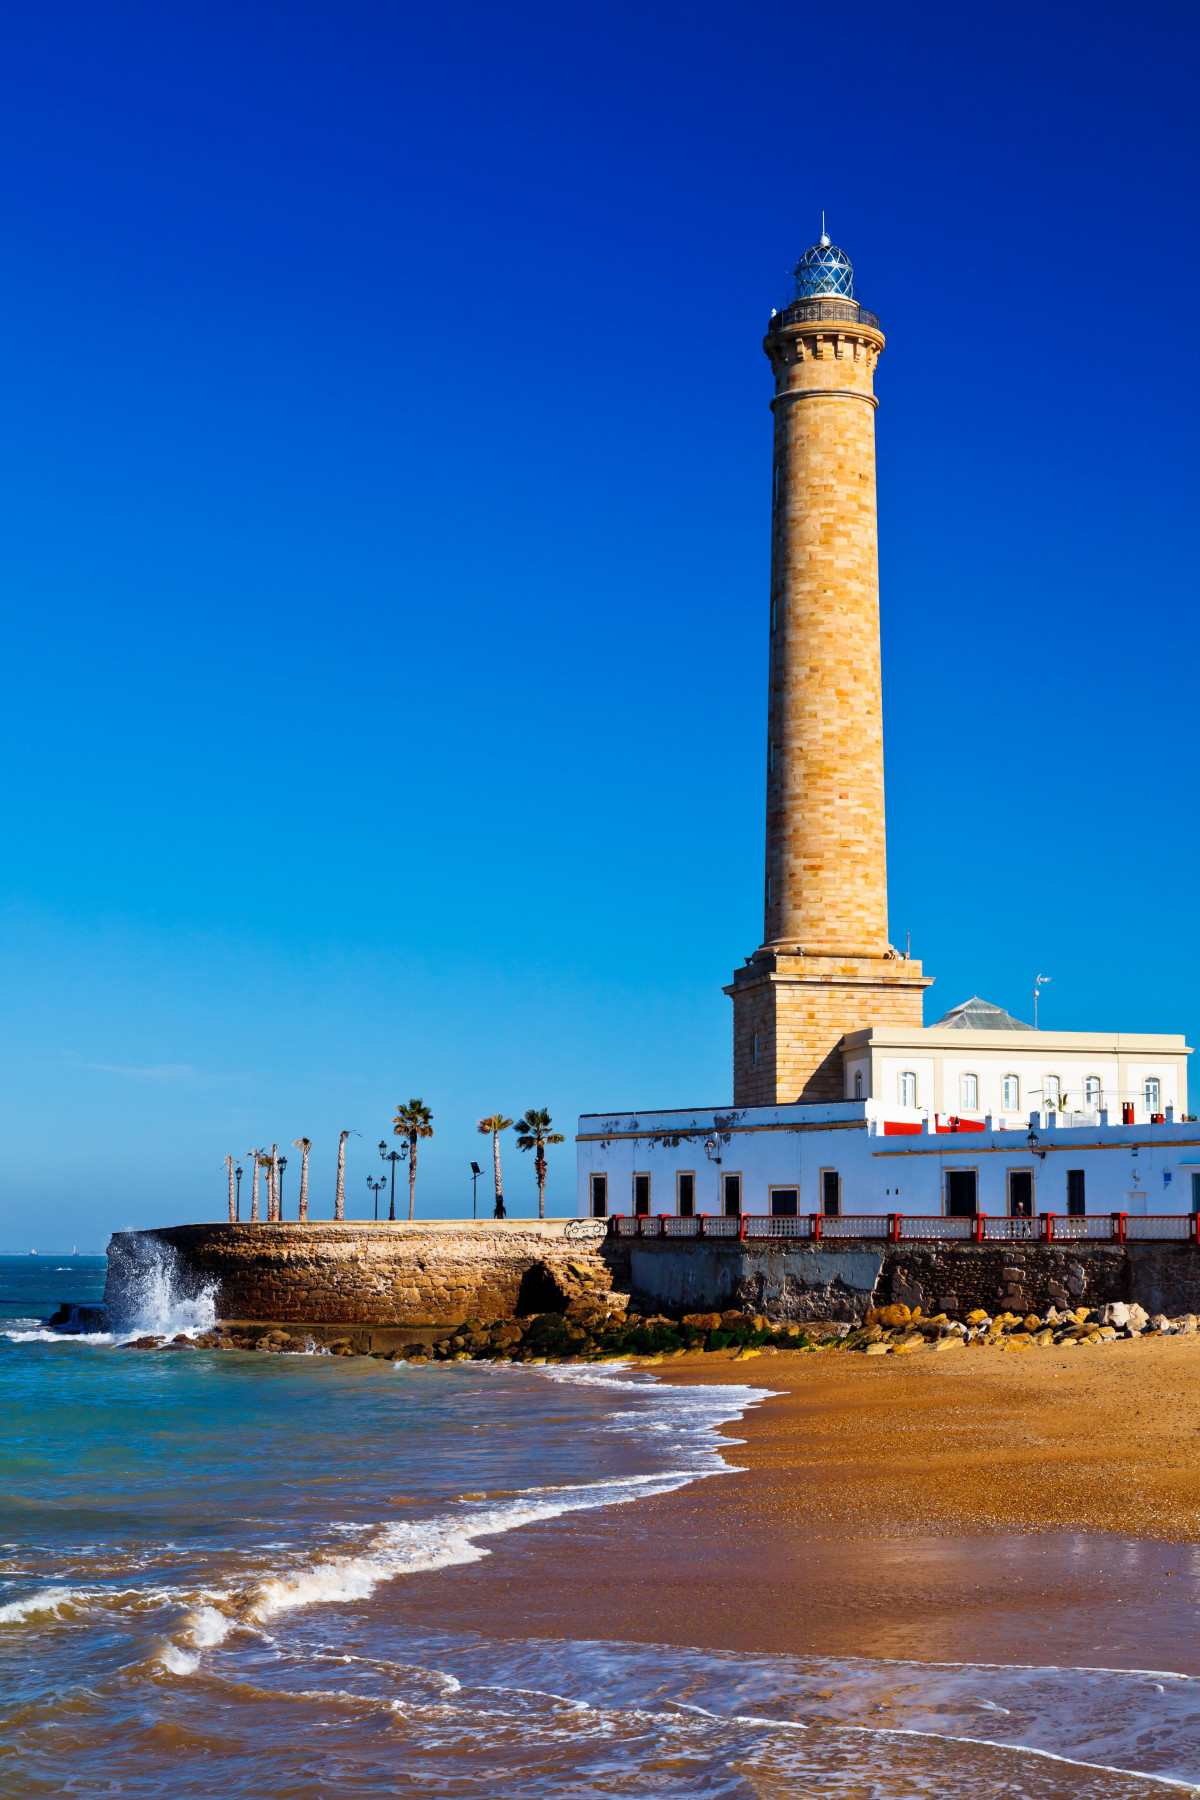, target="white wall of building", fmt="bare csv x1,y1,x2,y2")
576,1103,1200,1220
845,1028,1188,1124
